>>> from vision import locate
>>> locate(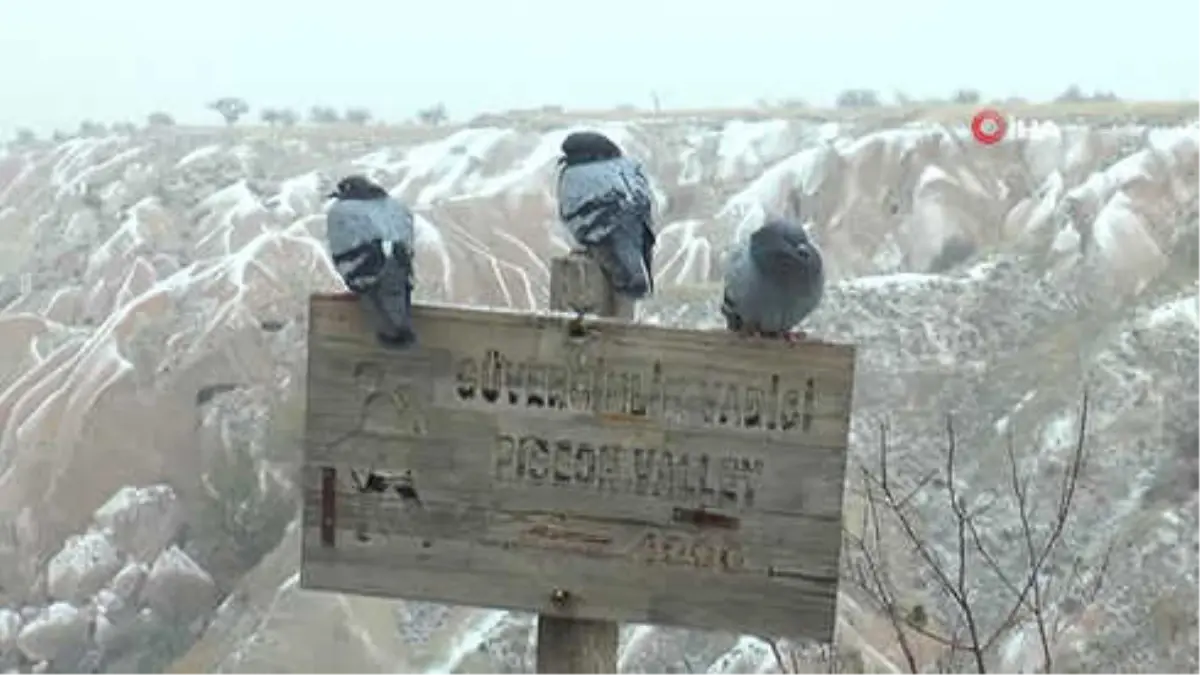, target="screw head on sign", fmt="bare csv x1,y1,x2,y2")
970,109,1007,145
550,588,571,605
